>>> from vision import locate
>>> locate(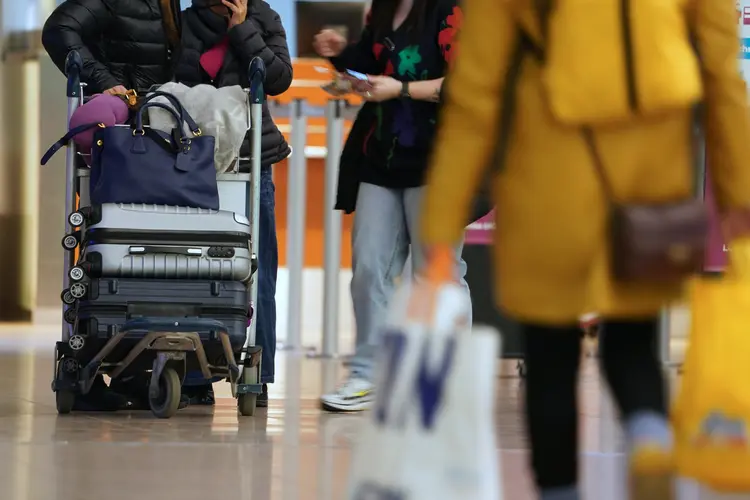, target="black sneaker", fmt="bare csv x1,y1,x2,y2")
256,384,268,408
